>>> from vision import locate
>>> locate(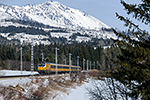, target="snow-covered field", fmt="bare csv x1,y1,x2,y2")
0,70,39,76
61,81,92,100
0,70,93,100
0,28,117,45
0,70,140,100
